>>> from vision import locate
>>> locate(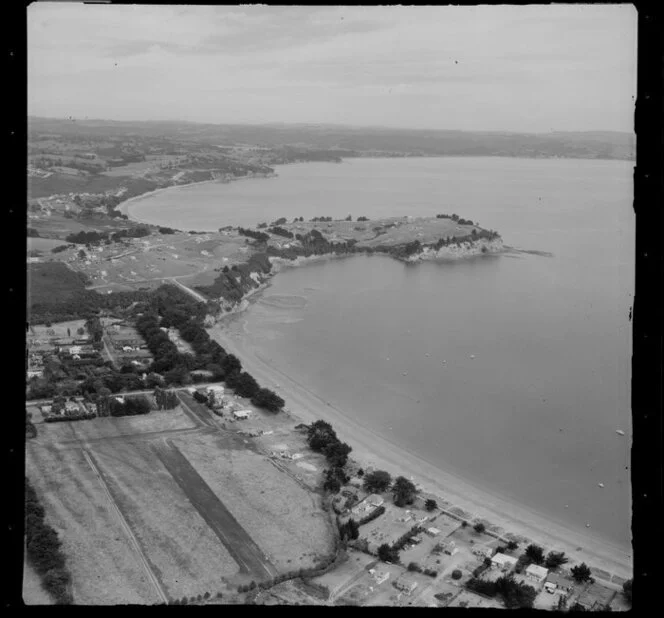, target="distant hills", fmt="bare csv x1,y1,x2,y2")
28,117,635,161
